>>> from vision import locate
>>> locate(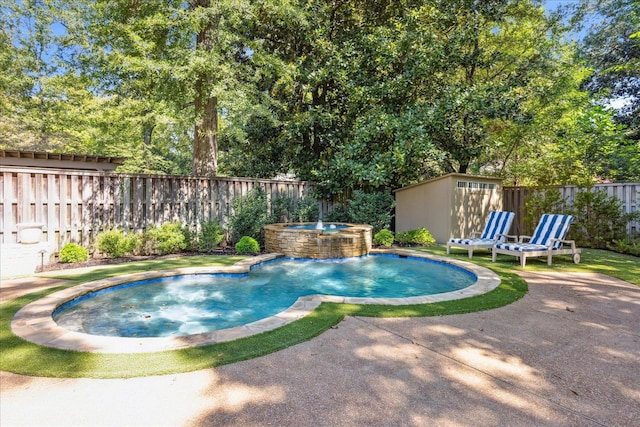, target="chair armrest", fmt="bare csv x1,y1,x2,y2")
496,233,518,243
517,235,532,243
471,231,482,238
550,238,577,249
